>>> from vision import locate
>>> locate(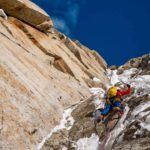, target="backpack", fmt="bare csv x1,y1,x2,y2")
107,86,117,98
